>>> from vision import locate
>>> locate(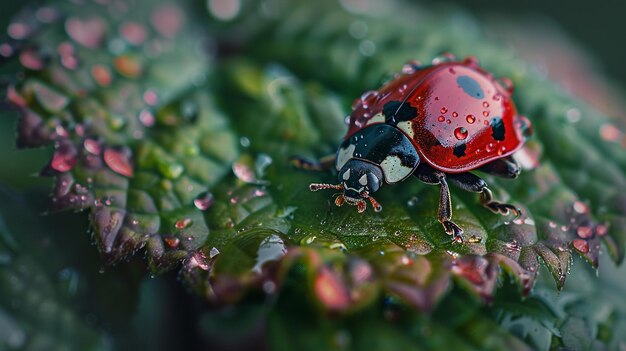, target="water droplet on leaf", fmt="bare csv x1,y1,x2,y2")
572,239,589,253
65,17,106,49
120,22,147,45
194,191,214,211
175,218,192,229
91,64,112,86
50,142,77,172
103,147,134,177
